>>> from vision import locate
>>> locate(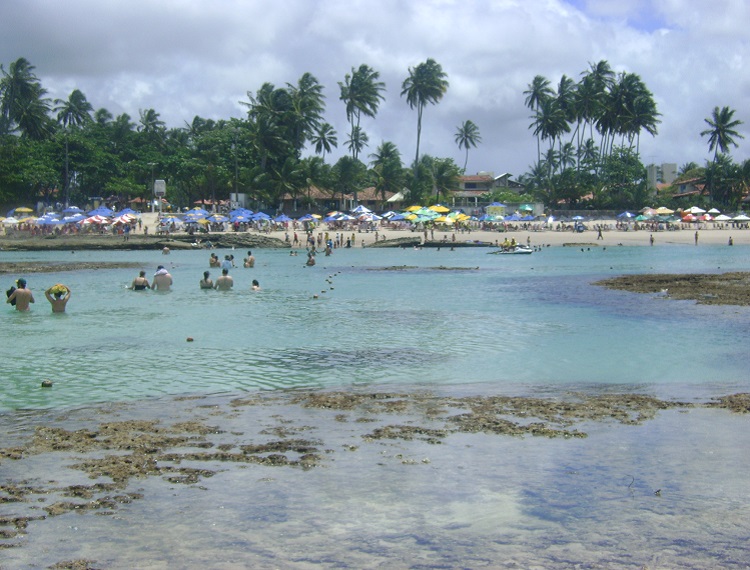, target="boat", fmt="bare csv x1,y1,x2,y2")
489,245,533,255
